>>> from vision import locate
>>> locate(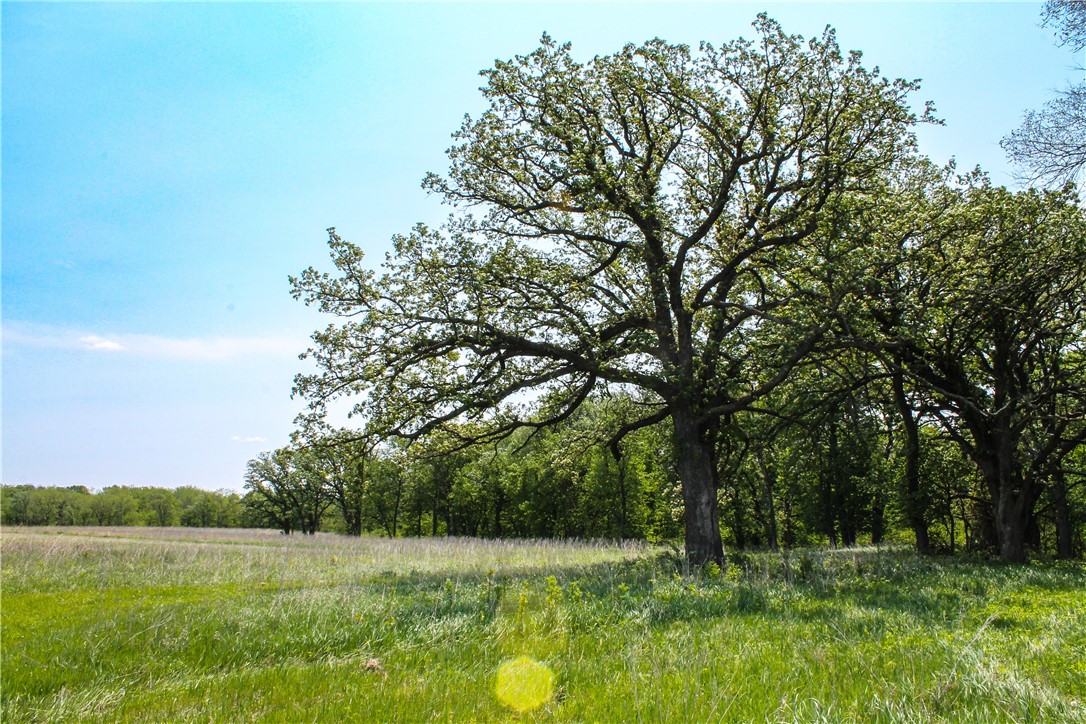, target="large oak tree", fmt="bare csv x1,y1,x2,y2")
859,176,1086,561
292,17,926,564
